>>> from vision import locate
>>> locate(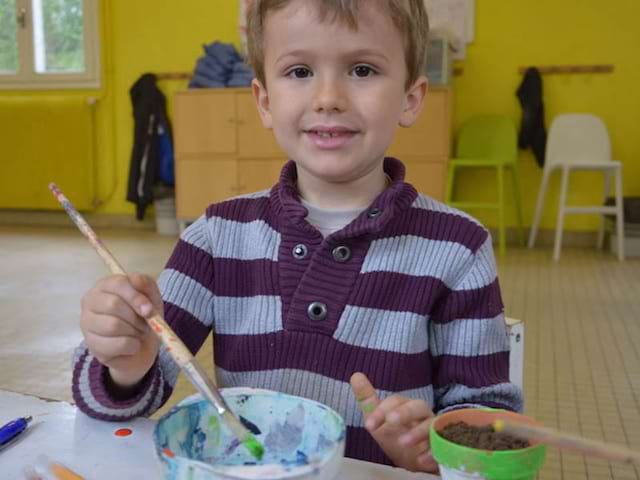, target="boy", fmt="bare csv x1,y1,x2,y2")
73,0,522,473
